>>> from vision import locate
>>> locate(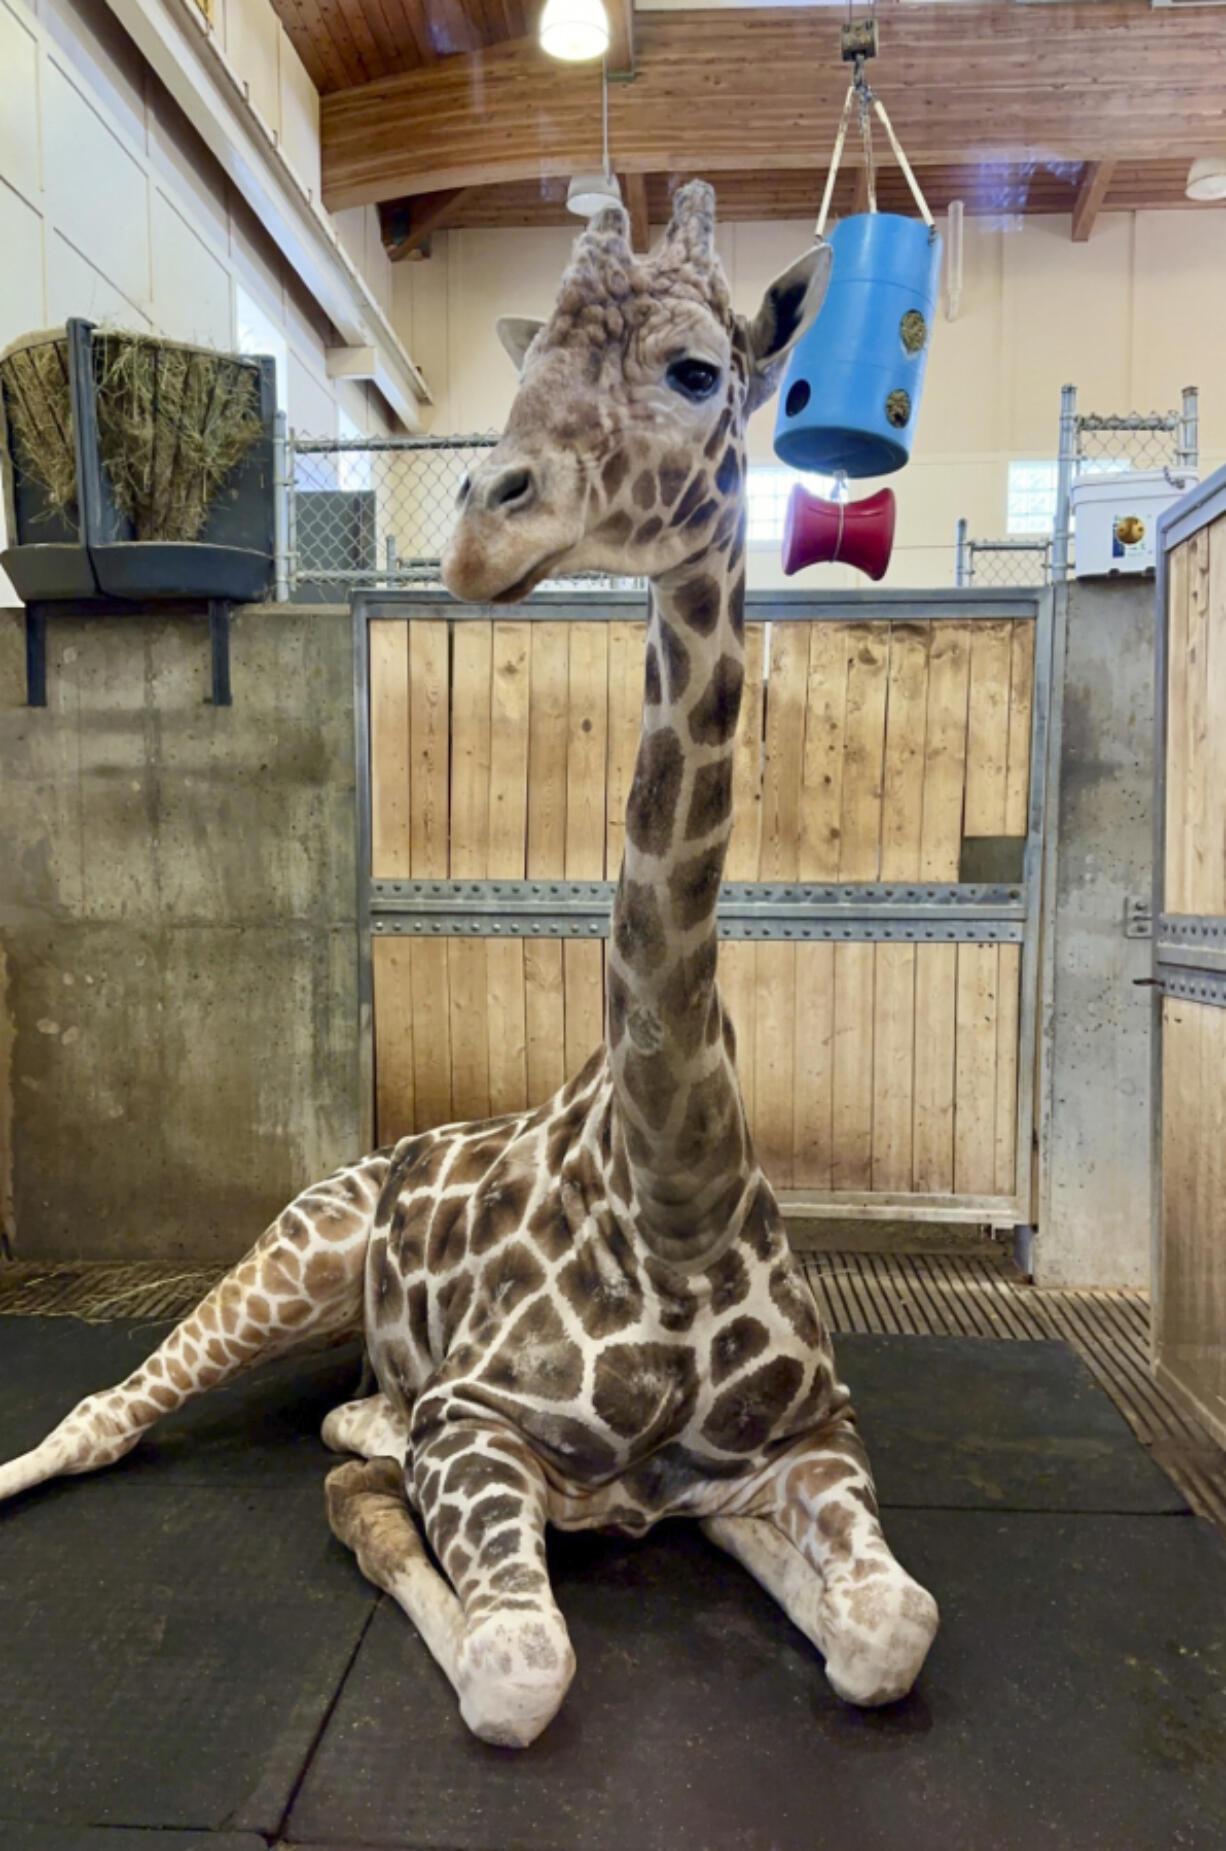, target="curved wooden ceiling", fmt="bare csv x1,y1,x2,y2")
272,0,1226,229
